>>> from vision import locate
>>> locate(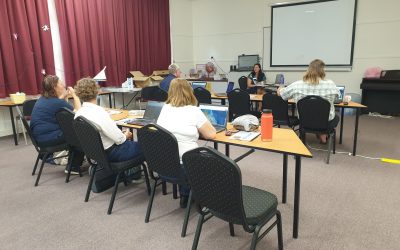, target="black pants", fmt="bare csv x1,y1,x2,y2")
38,136,84,169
